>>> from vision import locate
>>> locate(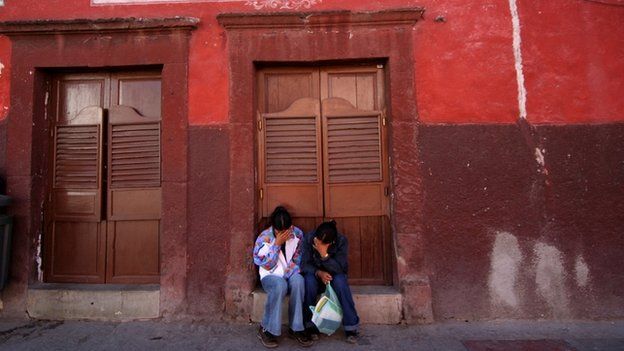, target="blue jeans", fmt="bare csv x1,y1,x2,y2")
260,274,305,336
303,273,360,332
